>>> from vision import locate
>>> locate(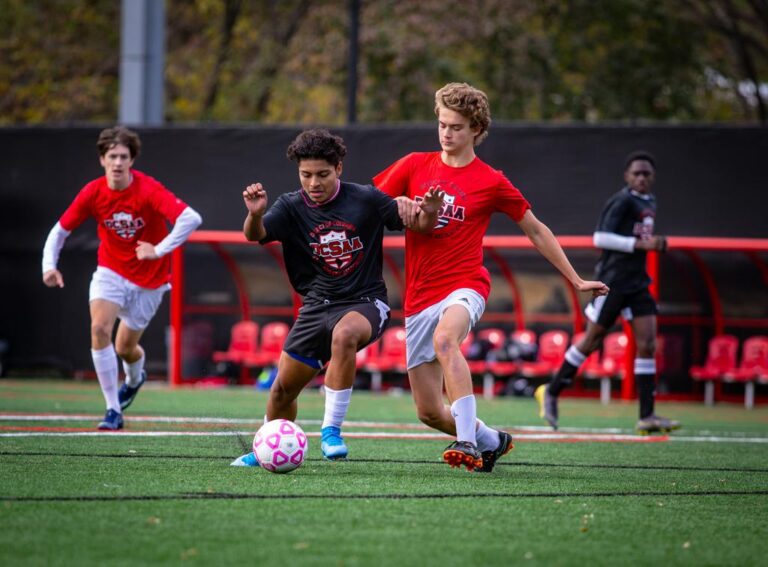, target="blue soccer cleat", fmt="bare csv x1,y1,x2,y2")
230,452,260,467
320,426,348,460
118,370,146,411
97,409,124,431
